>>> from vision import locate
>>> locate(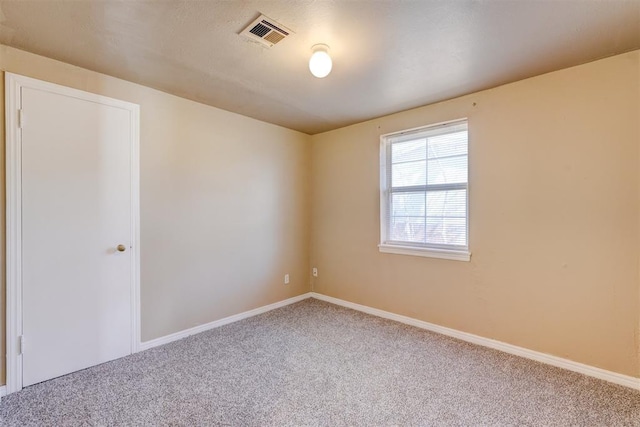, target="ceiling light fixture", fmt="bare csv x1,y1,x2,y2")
309,44,332,78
